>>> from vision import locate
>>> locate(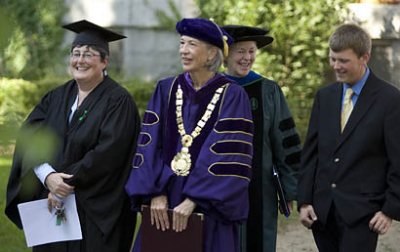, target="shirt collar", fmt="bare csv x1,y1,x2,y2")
343,67,369,96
